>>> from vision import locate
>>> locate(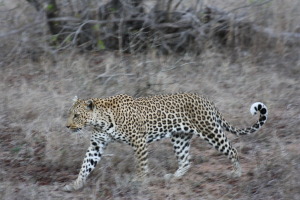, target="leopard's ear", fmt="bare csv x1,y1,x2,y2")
72,96,78,102
86,99,94,111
